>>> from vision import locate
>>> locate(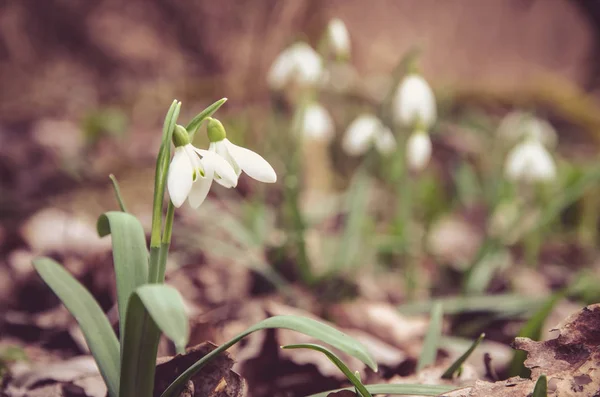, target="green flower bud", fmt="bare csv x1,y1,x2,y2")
207,117,227,142
172,124,190,147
